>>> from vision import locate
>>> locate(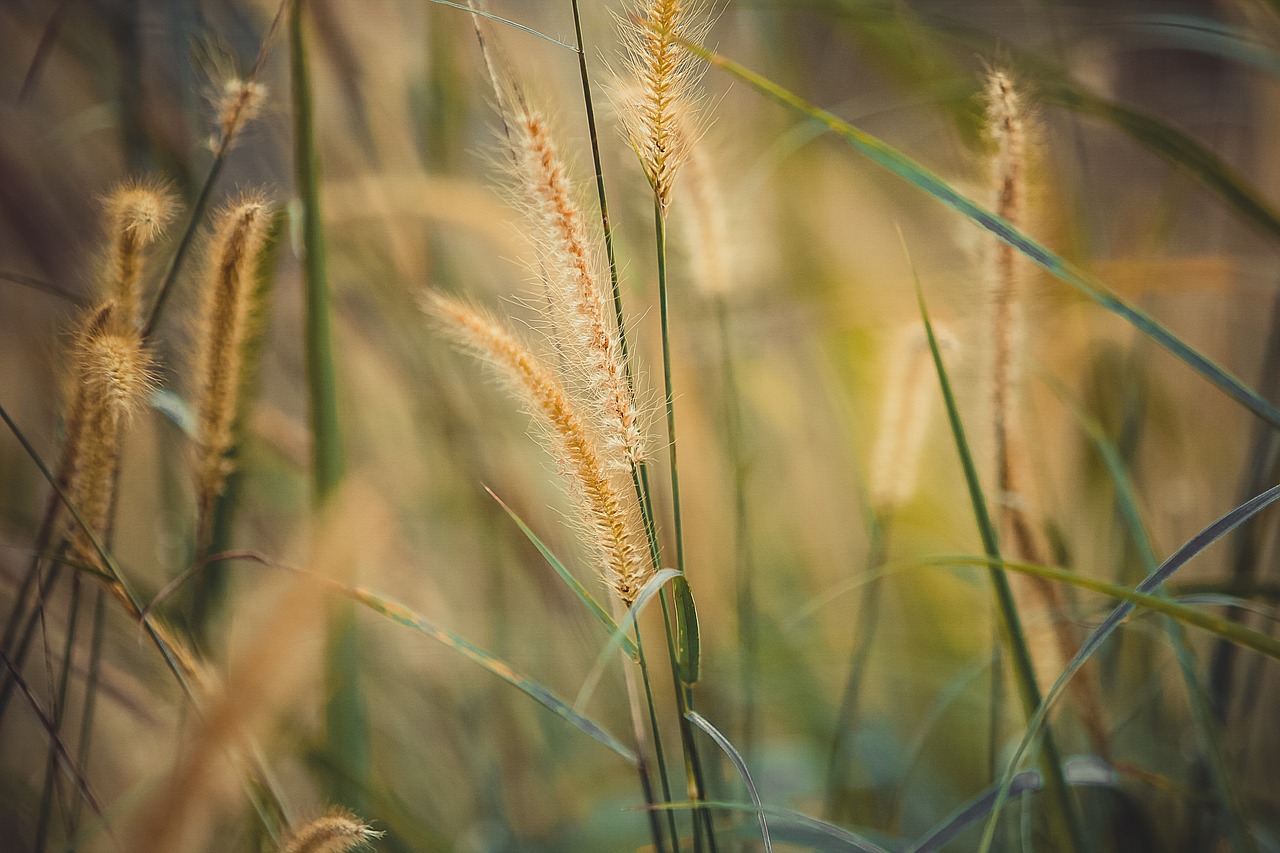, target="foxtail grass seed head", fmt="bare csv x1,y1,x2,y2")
63,302,155,563
424,292,651,605
677,126,730,297
868,322,956,510
193,195,271,533
213,77,267,152
511,106,645,467
103,182,178,327
616,0,710,210
282,810,382,853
